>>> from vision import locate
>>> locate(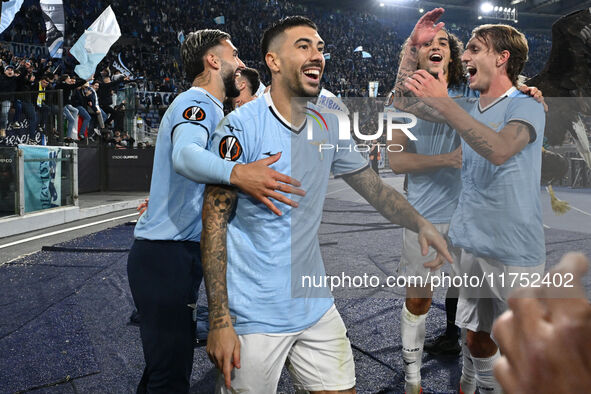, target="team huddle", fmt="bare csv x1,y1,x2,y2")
128,7,553,394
